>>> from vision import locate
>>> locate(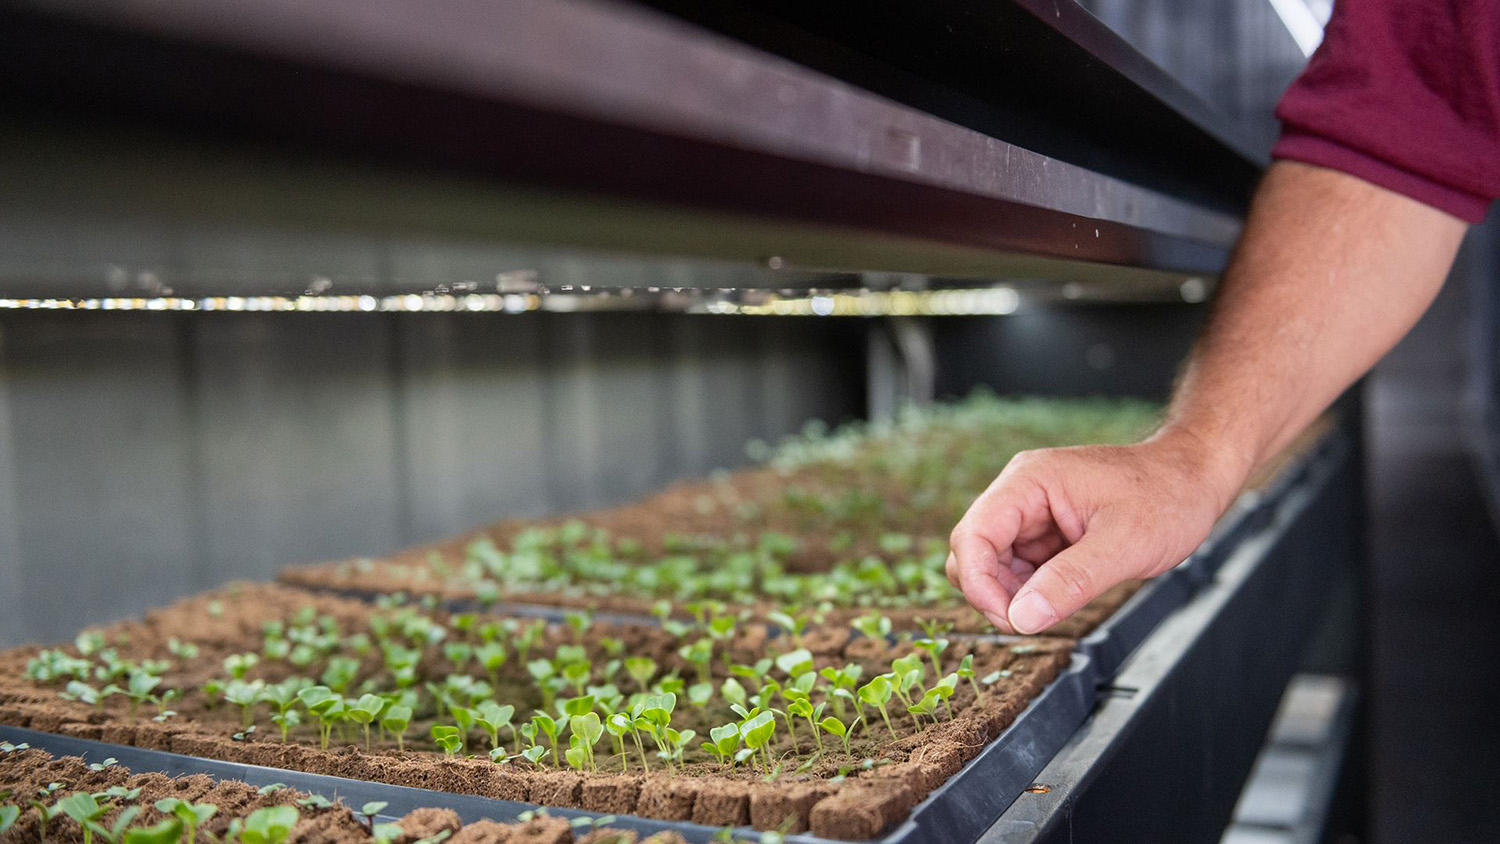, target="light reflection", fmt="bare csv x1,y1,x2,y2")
0,287,1030,316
